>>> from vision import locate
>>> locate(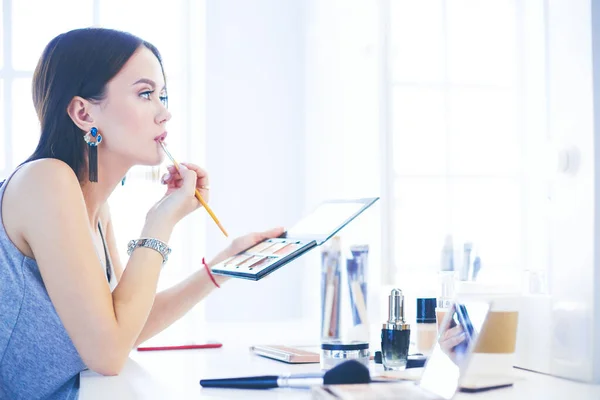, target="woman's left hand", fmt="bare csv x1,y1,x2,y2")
209,227,286,267
161,162,210,204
